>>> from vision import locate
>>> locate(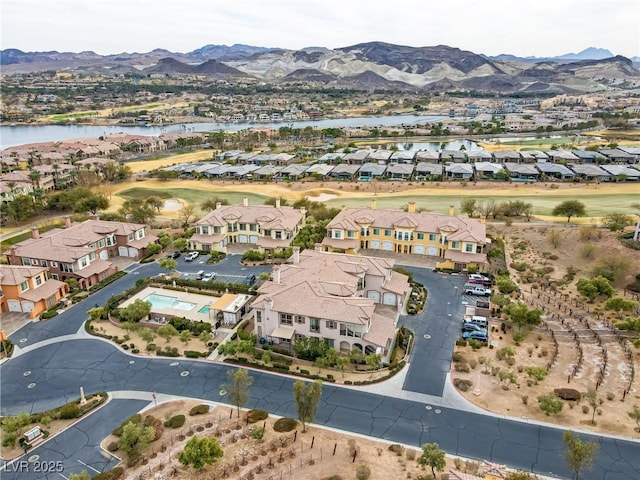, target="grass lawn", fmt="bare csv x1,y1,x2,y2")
117,187,268,207
323,193,640,217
